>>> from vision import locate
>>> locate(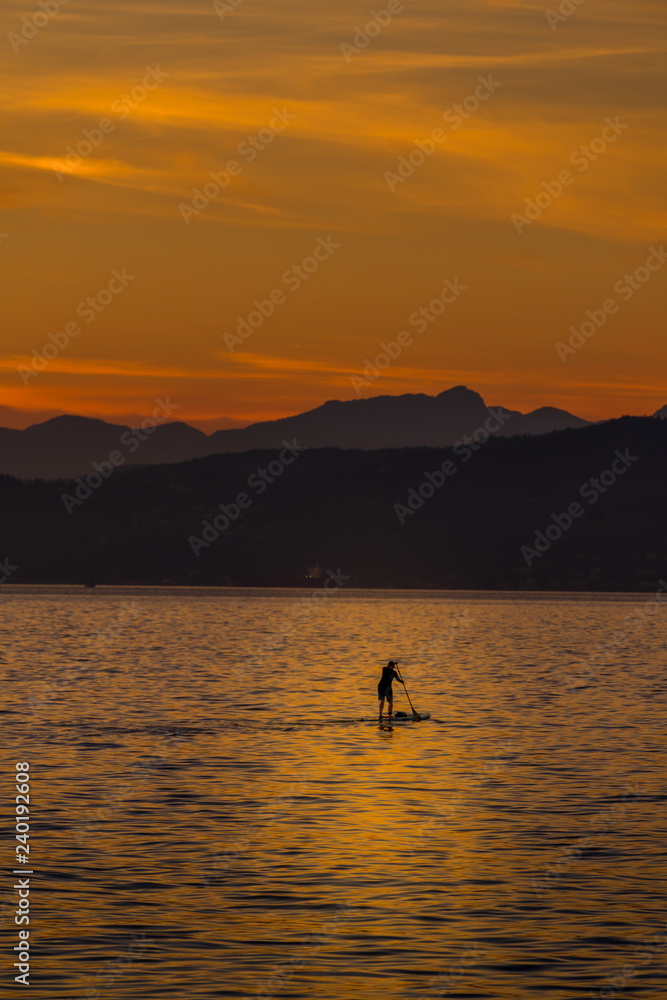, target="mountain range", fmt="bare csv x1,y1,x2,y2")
0,386,600,480
2,415,665,590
